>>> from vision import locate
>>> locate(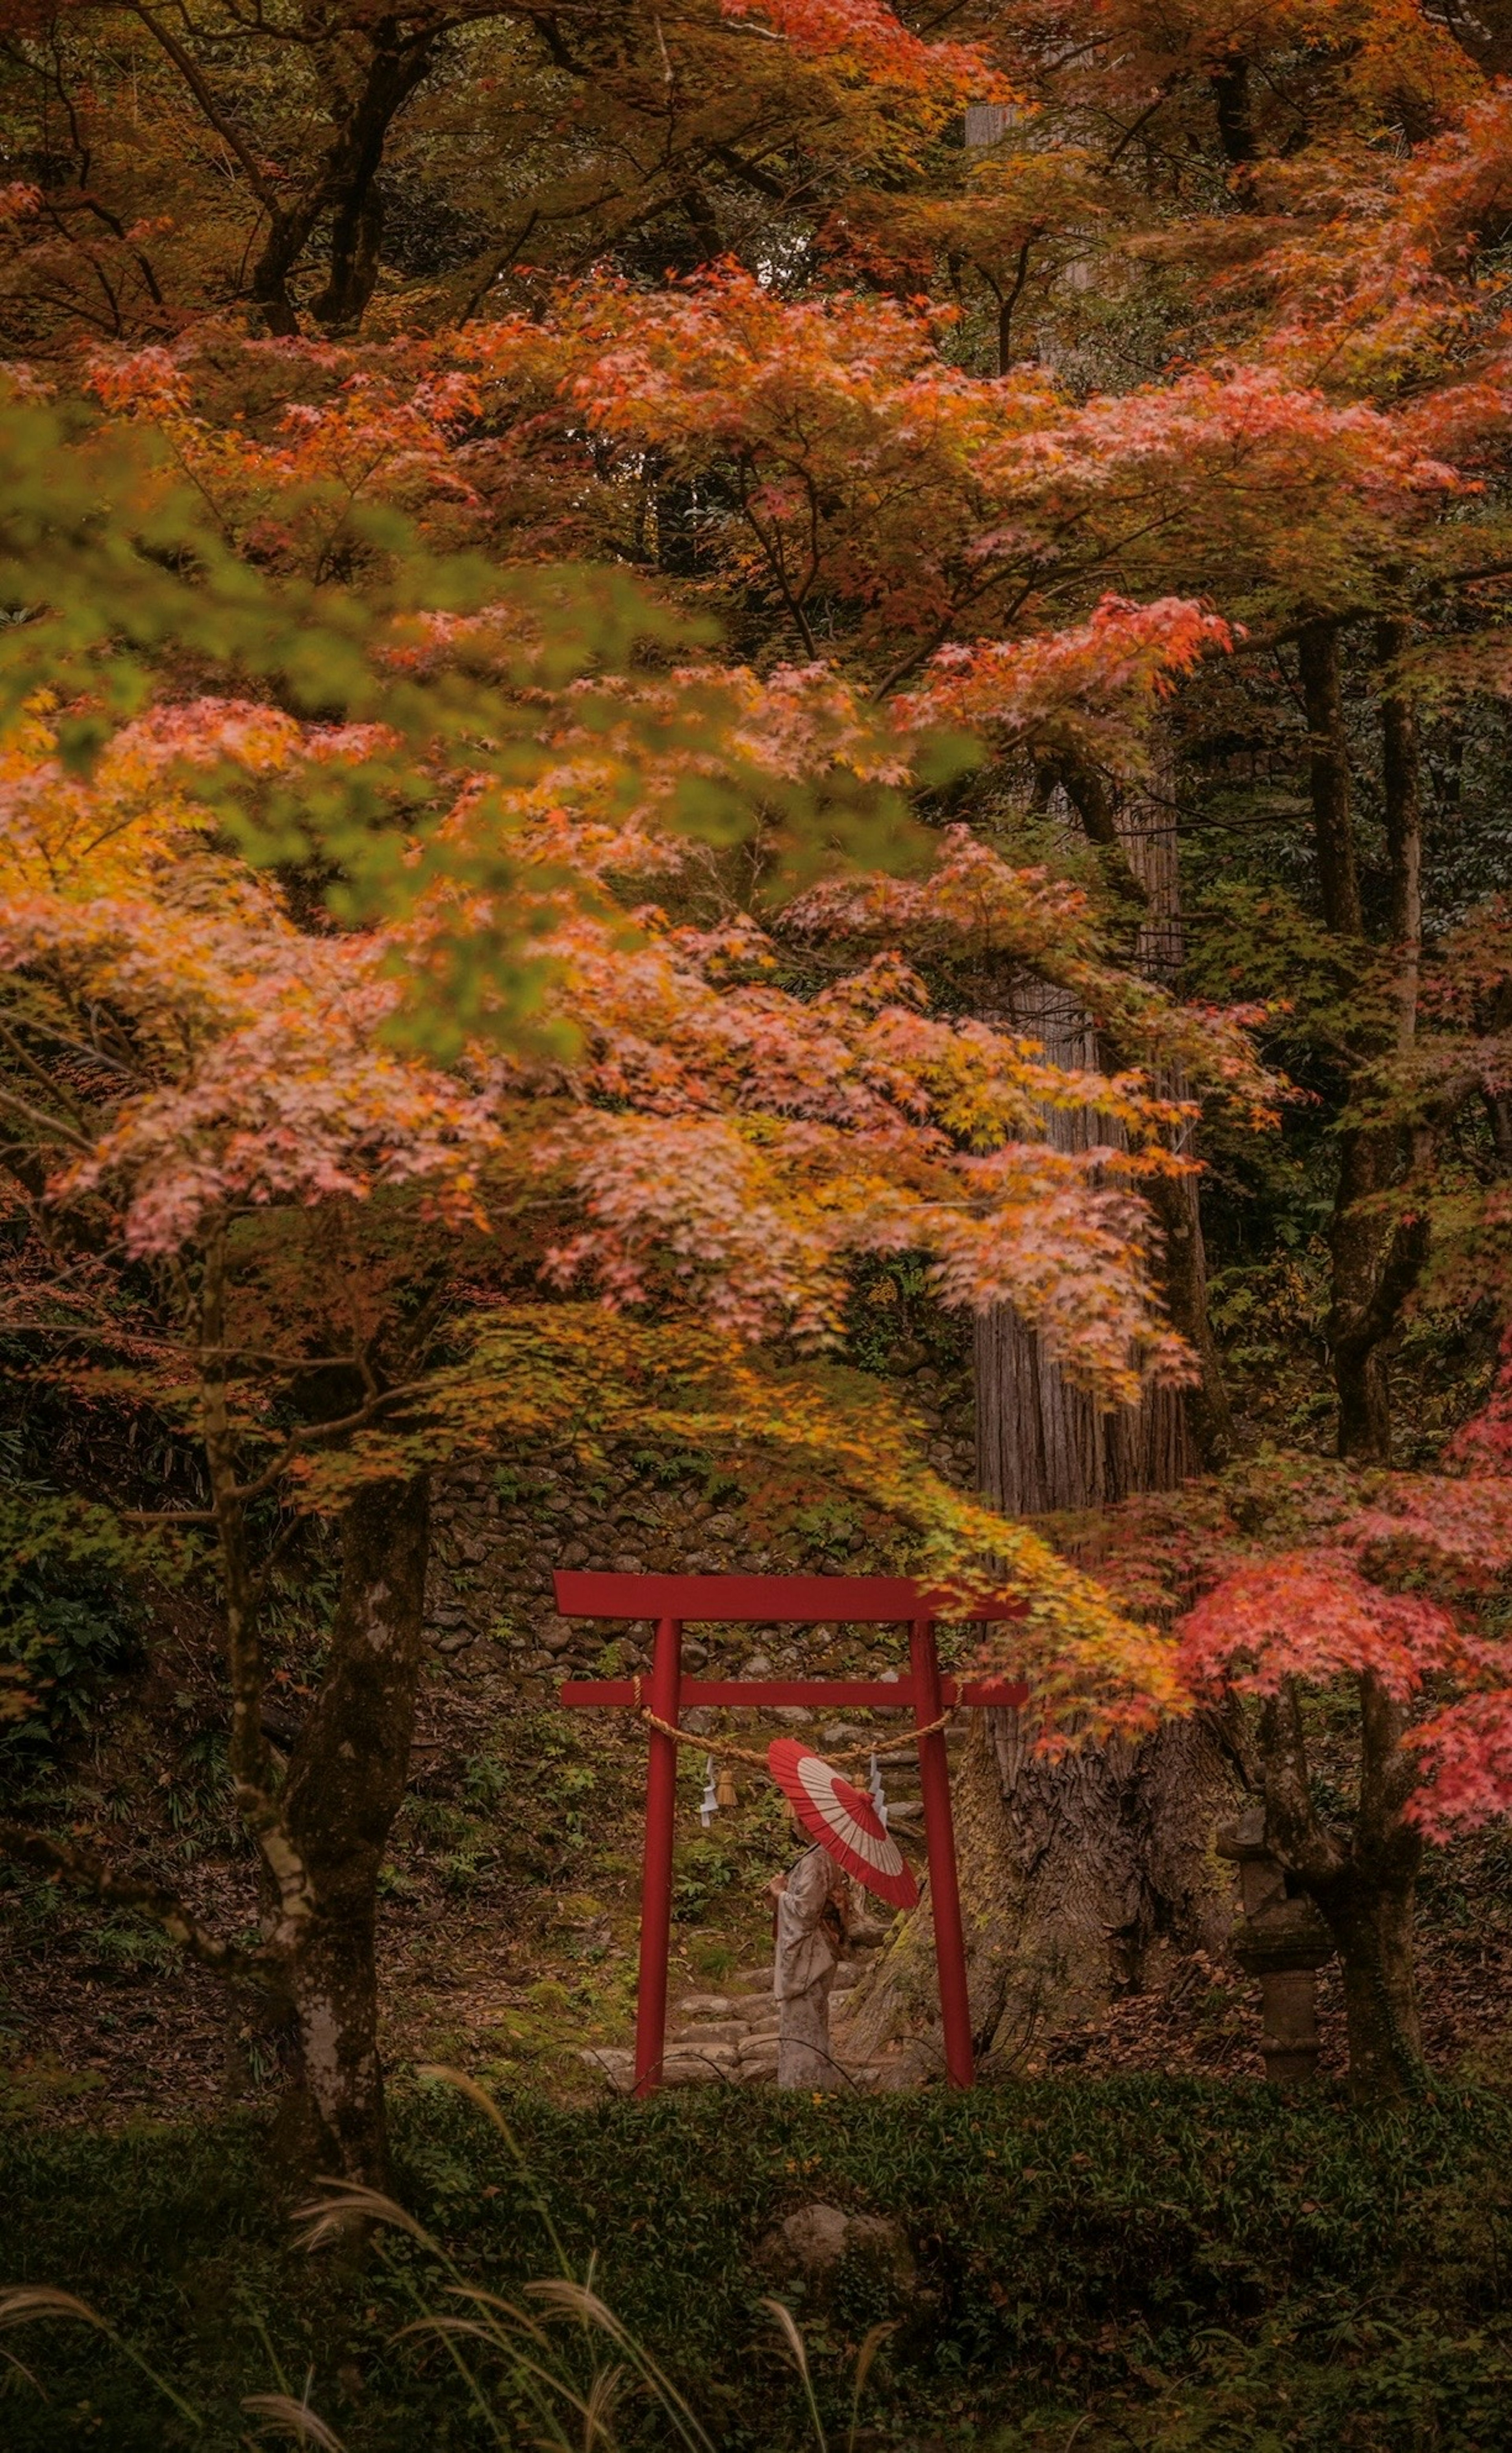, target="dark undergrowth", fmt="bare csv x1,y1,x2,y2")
2,2078,1510,2450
